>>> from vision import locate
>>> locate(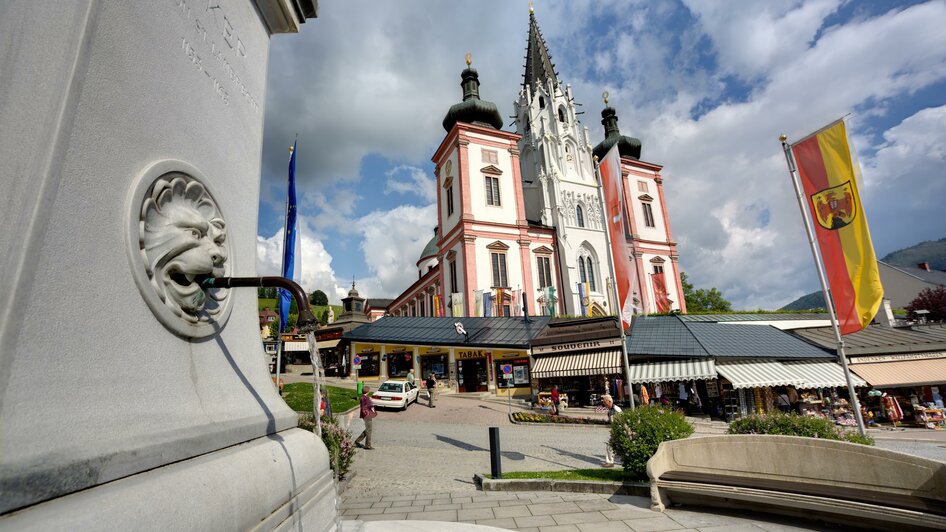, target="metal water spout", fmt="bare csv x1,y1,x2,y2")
199,276,318,330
